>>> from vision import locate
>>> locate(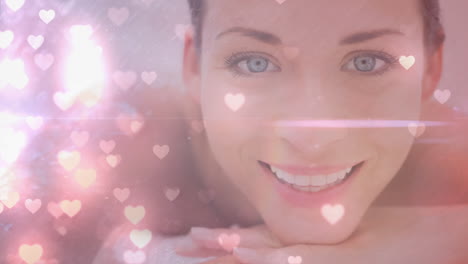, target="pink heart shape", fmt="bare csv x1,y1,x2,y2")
34,53,54,71
153,144,170,159
108,7,129,26
70,130,89,148
123,250,146,264
288,256,302,264
113,71,137,91
165,187,180,202
25,199,42,214
113,188,130,202
217,233,240,252
99,140,116,154
408,122,426,138
141,71,157,85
